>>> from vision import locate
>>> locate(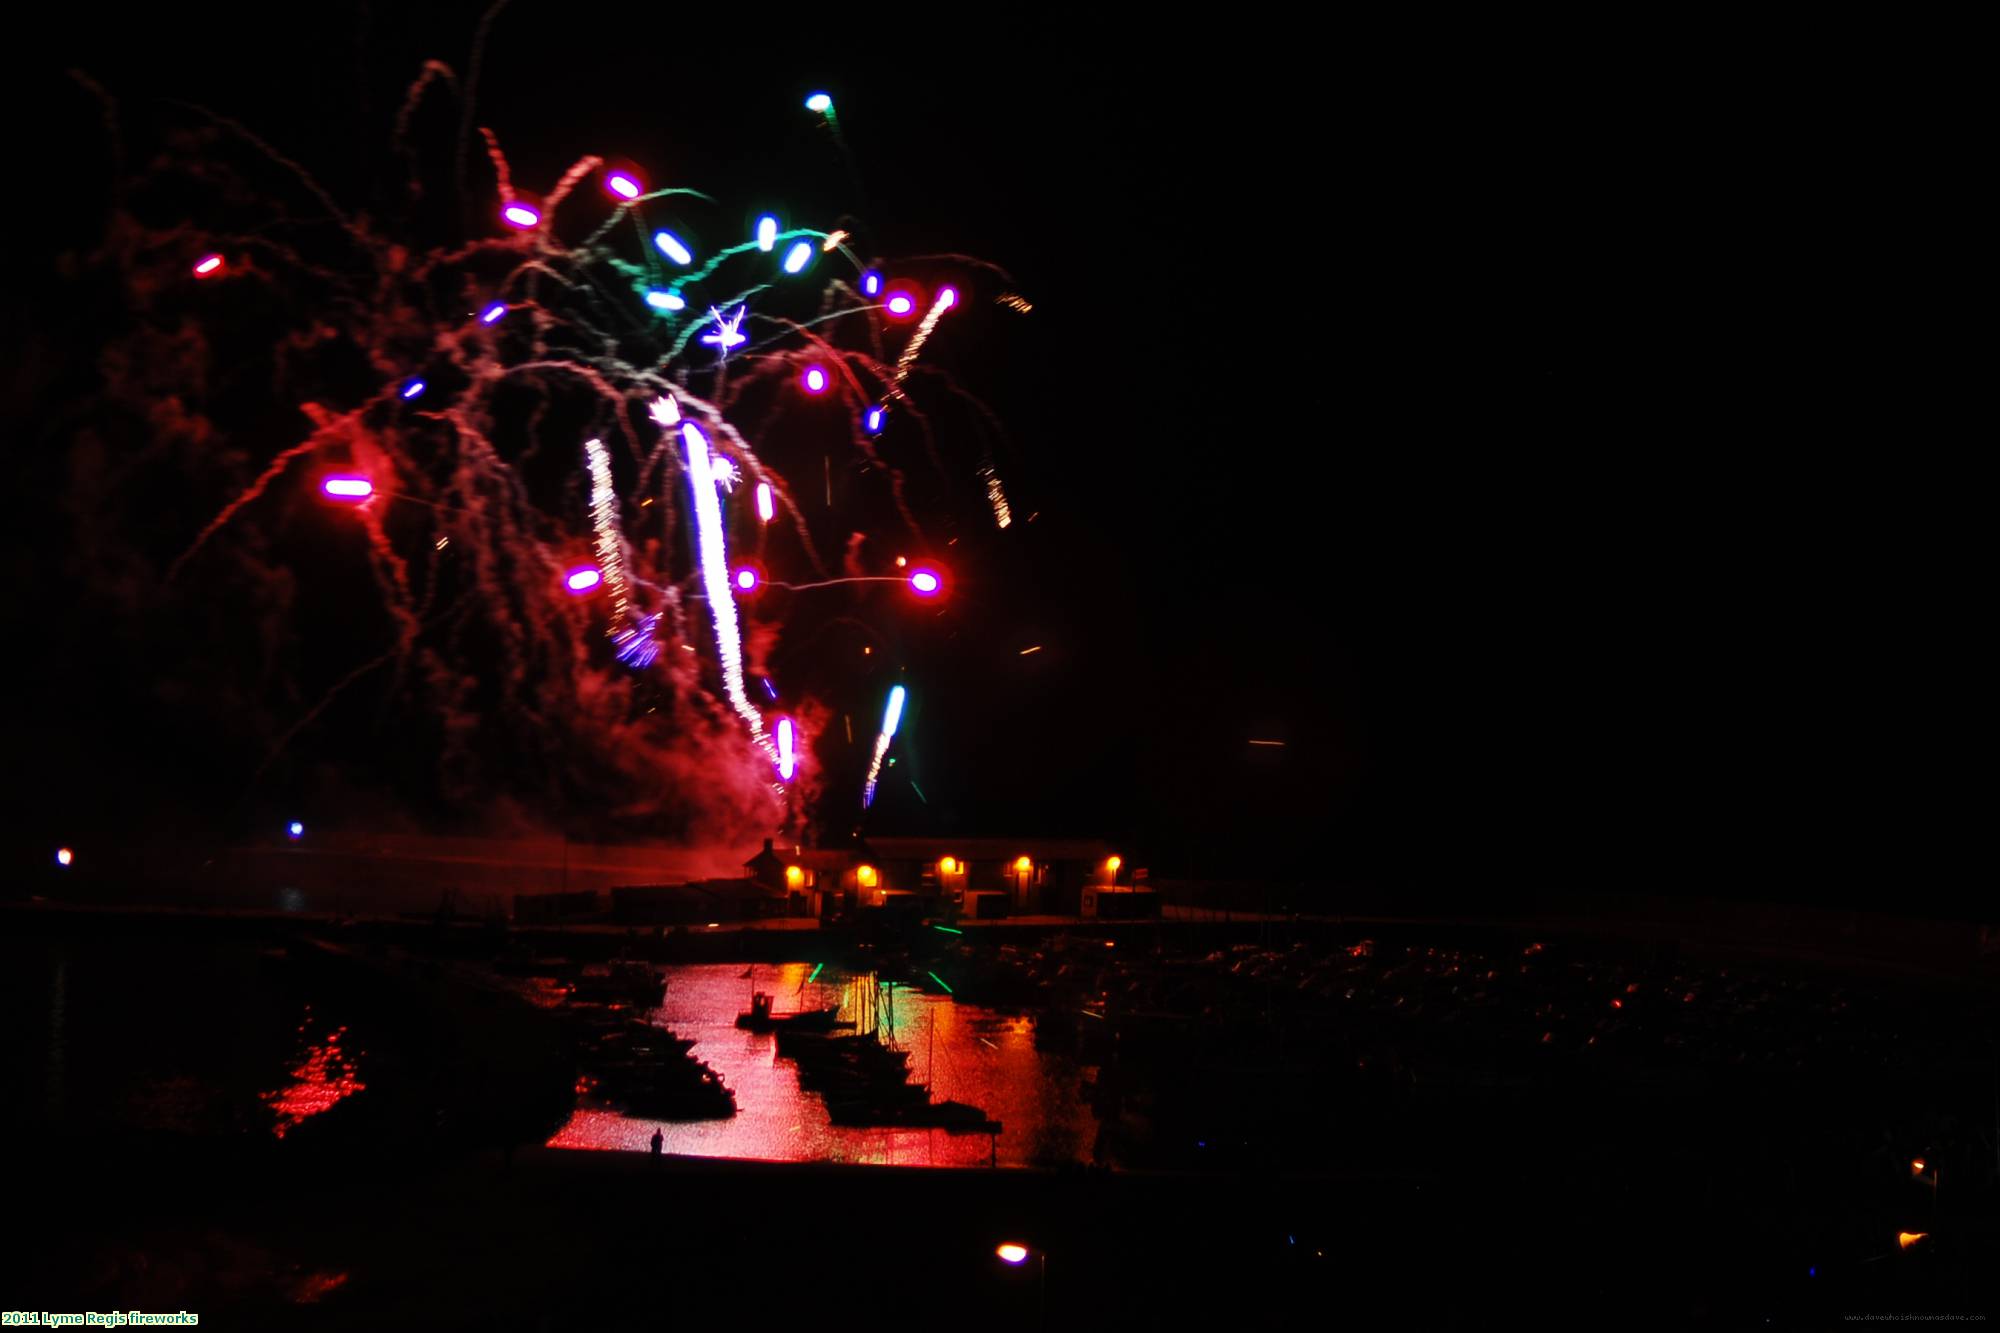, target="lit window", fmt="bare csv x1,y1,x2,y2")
857,865,878,889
